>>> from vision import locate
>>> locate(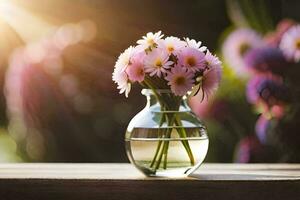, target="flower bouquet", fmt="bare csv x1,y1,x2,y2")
113,31,221,176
